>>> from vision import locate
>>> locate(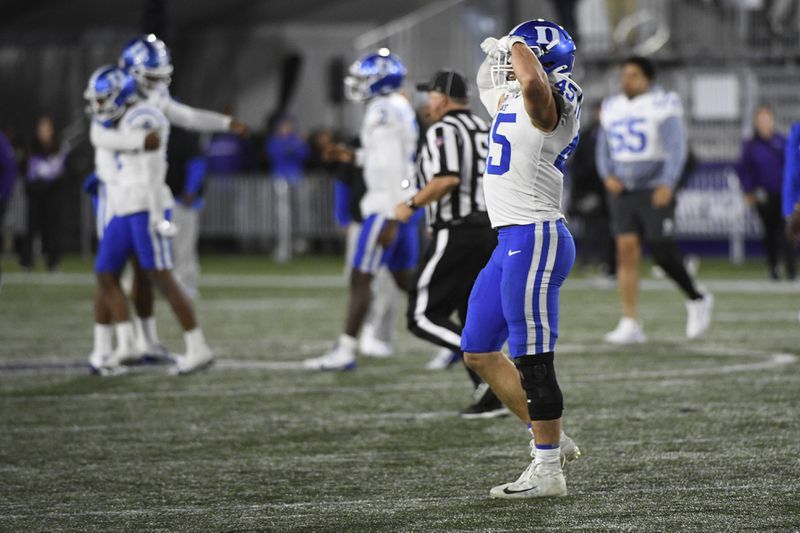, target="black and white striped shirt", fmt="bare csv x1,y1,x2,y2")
416,109,490,229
